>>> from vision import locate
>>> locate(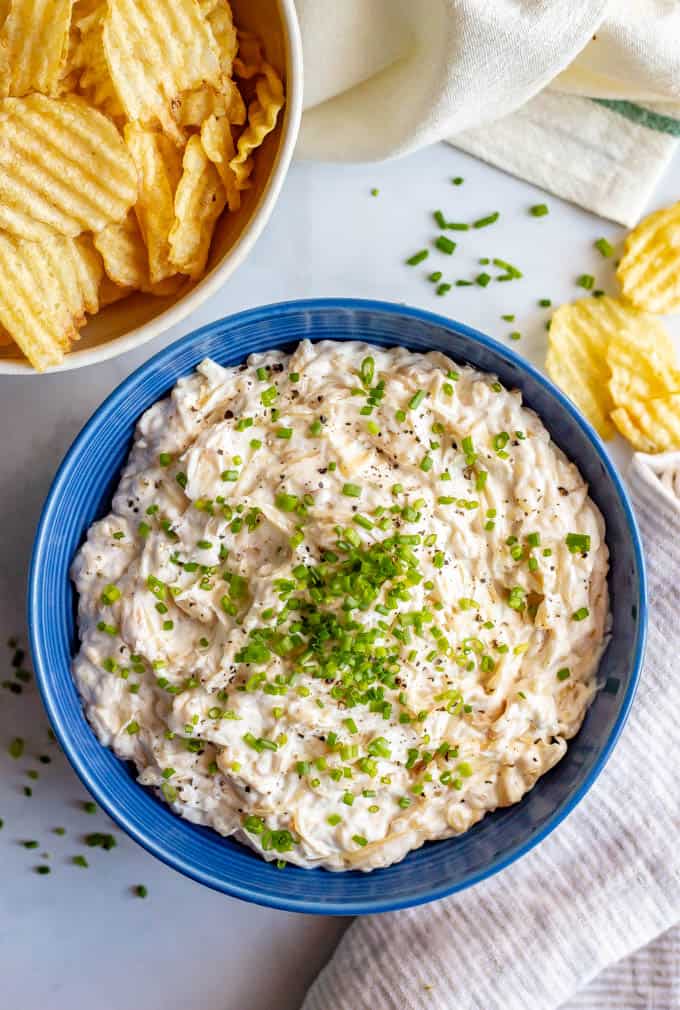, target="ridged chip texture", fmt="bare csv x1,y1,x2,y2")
607,321,680,406
617,202,680,314
102,0,222,141
125,123,183,285
0,0,73,98
200,0,237,76
546,296,626,439
229,63,284,190
94,209,149,290
0,232,103,370
611,397,680,452
170,134,226,278
201,113,240,211
72,4,124,119
0,94,137,240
